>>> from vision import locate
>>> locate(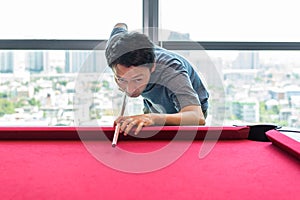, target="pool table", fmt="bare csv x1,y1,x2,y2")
0,126,299,200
